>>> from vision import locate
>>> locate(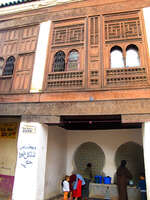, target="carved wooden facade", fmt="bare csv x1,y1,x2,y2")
45,10,149,92
0,25,39,93
45,18,86,90
0,8,149,94
103,11,149,88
